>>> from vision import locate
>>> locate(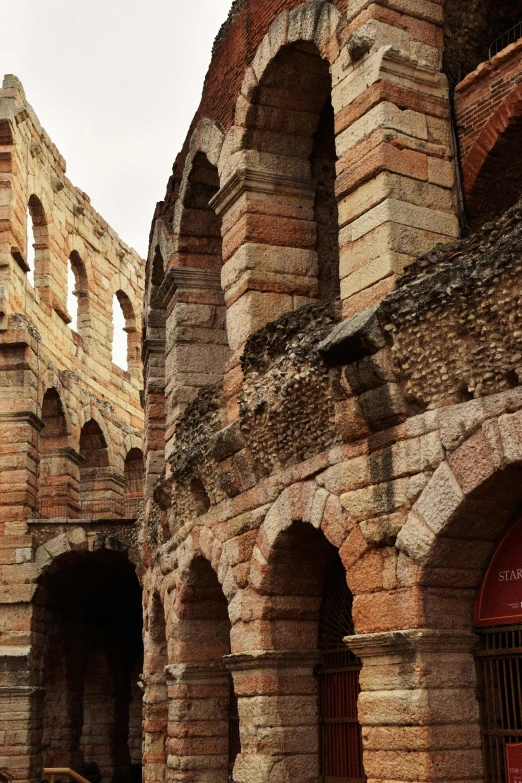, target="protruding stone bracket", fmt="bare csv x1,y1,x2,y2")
210,168,316,217
319,304,386,365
